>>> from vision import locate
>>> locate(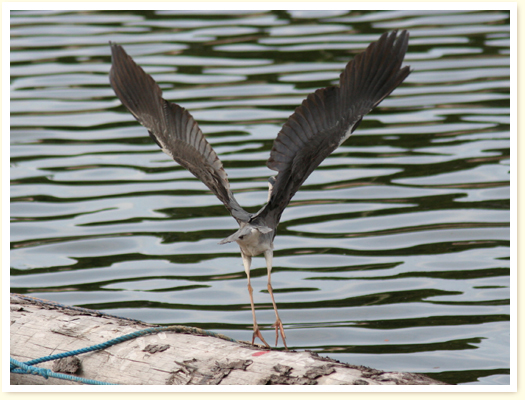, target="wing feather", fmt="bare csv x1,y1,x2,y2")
256,30,411,227
109,43,249,223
